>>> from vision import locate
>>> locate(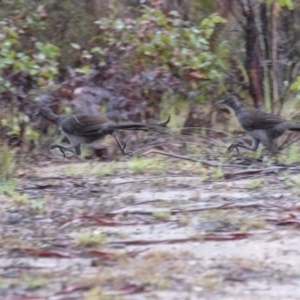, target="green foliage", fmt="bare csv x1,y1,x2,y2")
97,163,115,177
128,157,149,174
290,76,300,98
211,165,223,180
0,3,230,152
64,163,115,177
0,177,44,210
152,210,171,220
10,192,29,206
0,8,60,144
285,142,300,164
0,0,102,67
3,109,40,140
24,277,47,290
86,7,229,91
0,179,17,195
74,231,106,247
29,198,46,213
278,0,294,9
0,23,60,91
247,178,263,189
0,143,15,179
127,157,166,174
